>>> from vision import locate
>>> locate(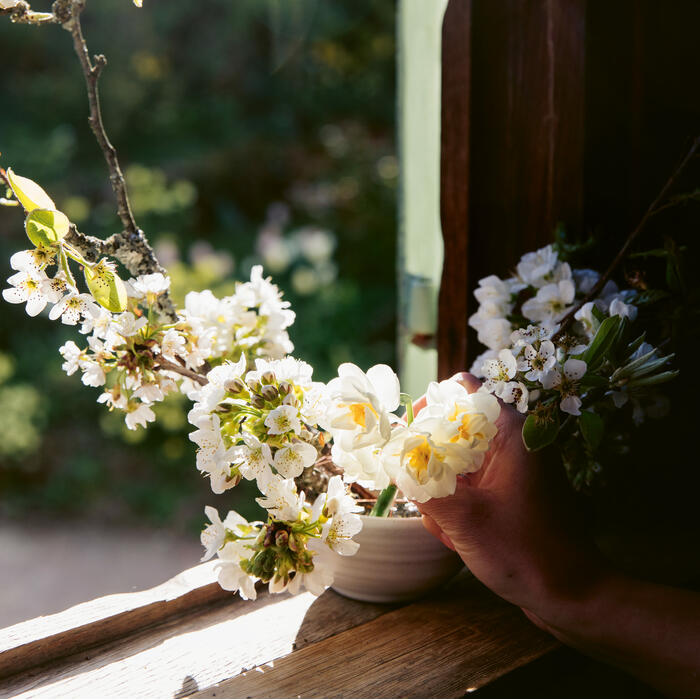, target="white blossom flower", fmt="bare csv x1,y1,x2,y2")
516,244,559,287
481,349,518,398
133,383,165,403
272,441,317,479
10,247,56,274
469,349,498,378
80,360,106,387
268,553,334,597
320,513,362,555
3,269,59,317
161,328,186,360
256,478,305,521
216,542,258,600
518,340,556,381
112,311,148,338
58,340,82,375
608,296,638,321
125,401,156,430
472,317,513,352
200,506,255,562
312,475,363,519
97,385,128,411
128,273,170,301
264,404,302,436
521,280,576,322
541,358,587,415
499,380,529,412
234,433,274,491
49,291,99,326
